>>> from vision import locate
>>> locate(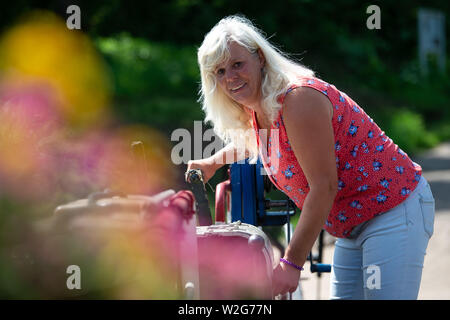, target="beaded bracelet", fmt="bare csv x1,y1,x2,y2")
280,258,304,271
